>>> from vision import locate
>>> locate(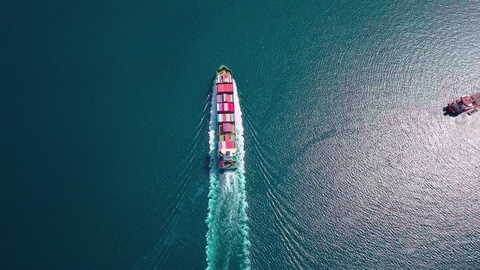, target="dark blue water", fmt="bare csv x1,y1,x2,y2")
2,1,480,269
